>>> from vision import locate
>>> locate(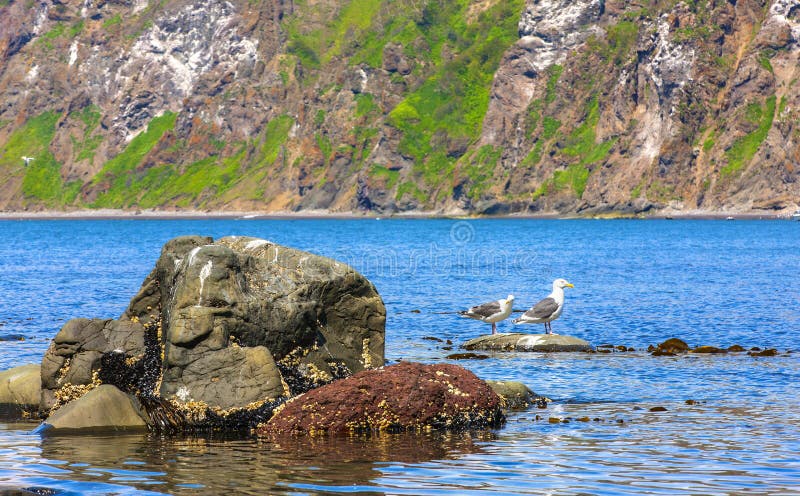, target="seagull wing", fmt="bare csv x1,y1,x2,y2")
525,297,558,319
460,300,501,320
